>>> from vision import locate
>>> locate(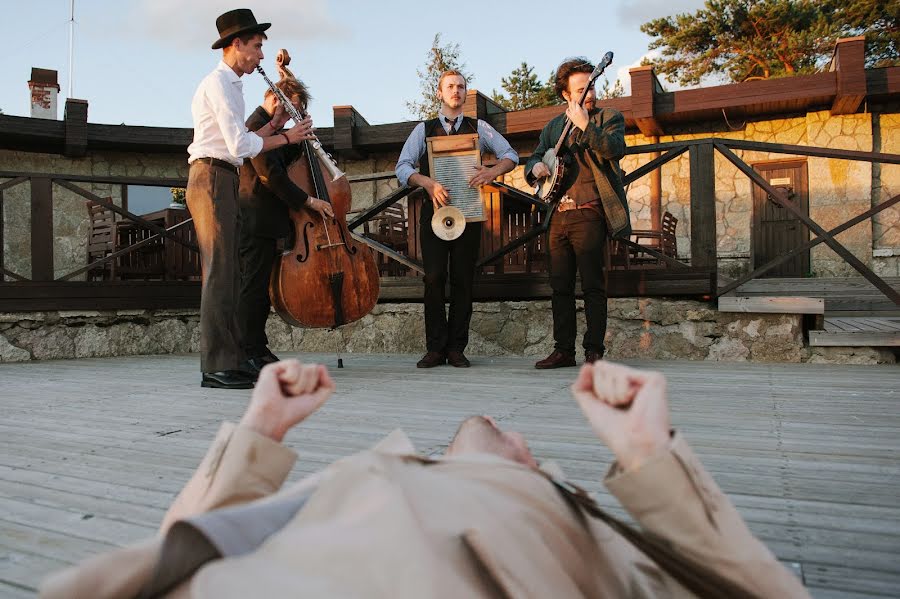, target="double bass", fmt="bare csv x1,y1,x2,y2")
257,50,379,329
